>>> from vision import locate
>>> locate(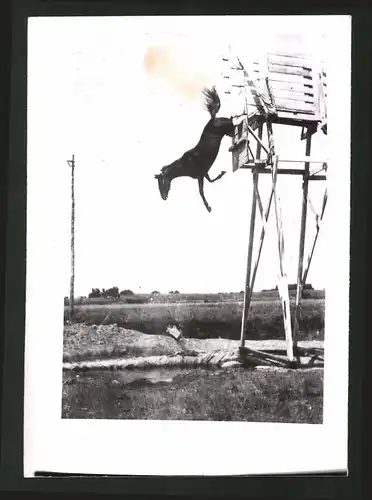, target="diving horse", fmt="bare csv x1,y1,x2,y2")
154,86,234,213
